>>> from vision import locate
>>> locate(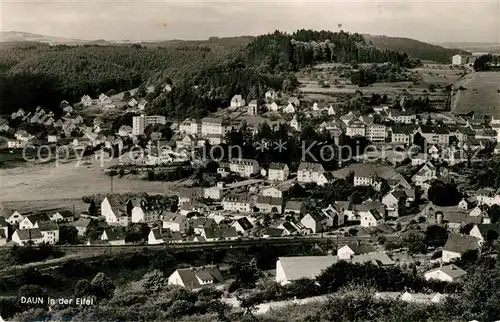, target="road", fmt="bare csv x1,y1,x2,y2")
0,235,399,275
